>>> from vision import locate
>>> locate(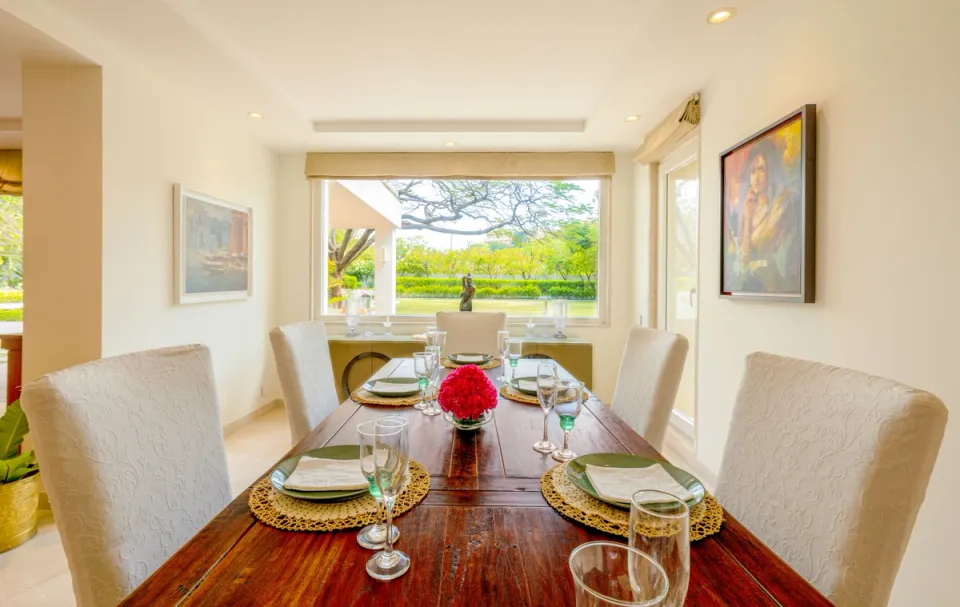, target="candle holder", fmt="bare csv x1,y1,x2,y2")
552,299,568,339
